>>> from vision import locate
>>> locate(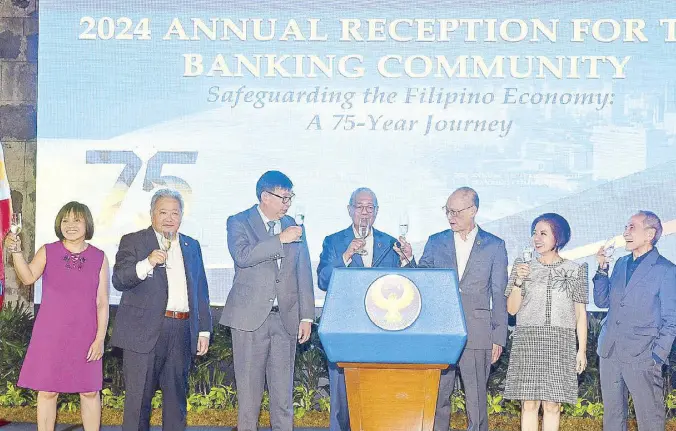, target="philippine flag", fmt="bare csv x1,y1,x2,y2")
0,144,11,310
